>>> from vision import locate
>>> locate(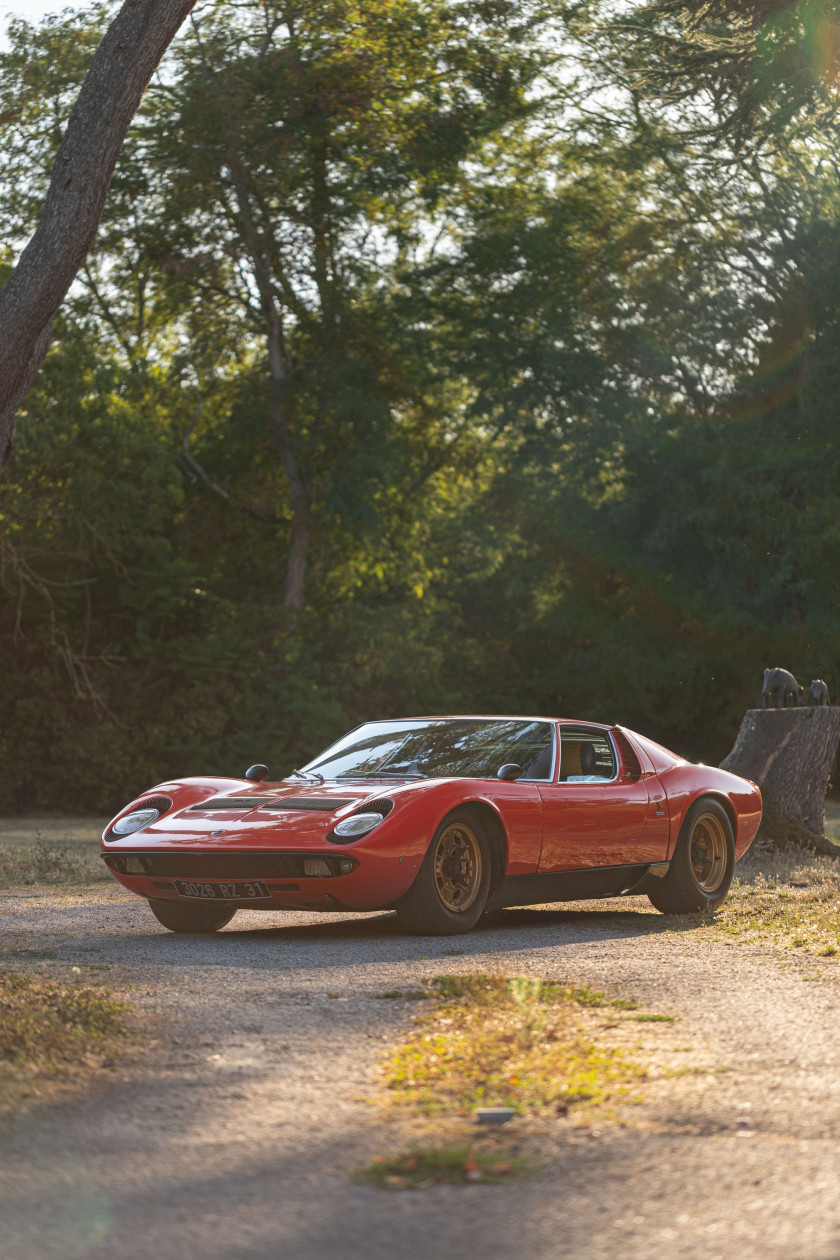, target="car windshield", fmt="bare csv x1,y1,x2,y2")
299,718,555,781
